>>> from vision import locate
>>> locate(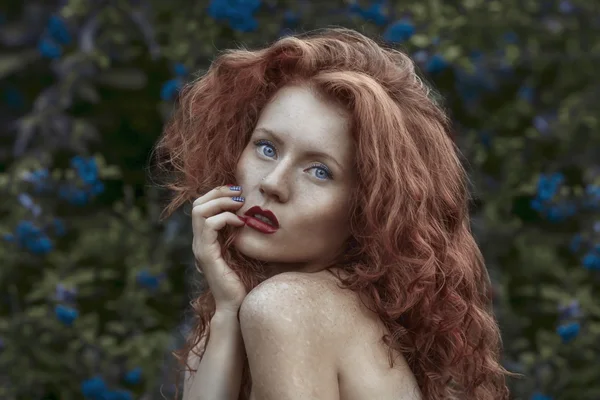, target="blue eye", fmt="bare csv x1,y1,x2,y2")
254,140,276,158
252,139,334,181
309,163,334,180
